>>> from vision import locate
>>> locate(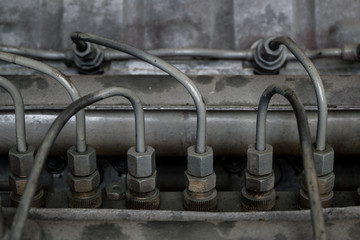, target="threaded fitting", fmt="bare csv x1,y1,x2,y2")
126,188,160,210
11,189,45,208
240,187,276,211
68,188,102,208
183,189,217,211
299,189,333,209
